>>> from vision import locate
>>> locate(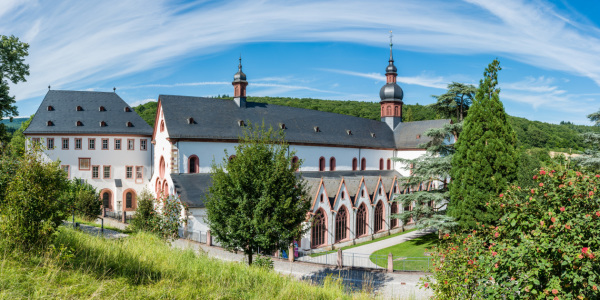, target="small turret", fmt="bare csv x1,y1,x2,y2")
232,56,248,108
380,31,403,129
